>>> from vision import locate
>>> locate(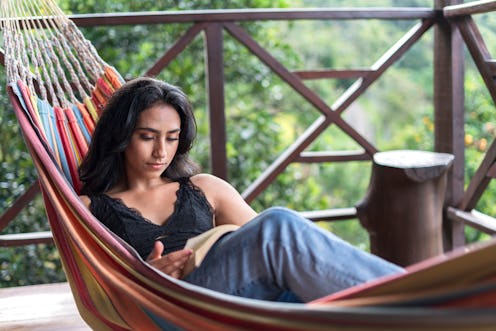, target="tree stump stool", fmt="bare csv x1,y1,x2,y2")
356,150,454,267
